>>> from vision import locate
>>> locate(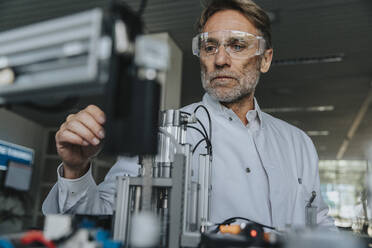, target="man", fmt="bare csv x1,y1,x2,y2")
43,0,335,229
